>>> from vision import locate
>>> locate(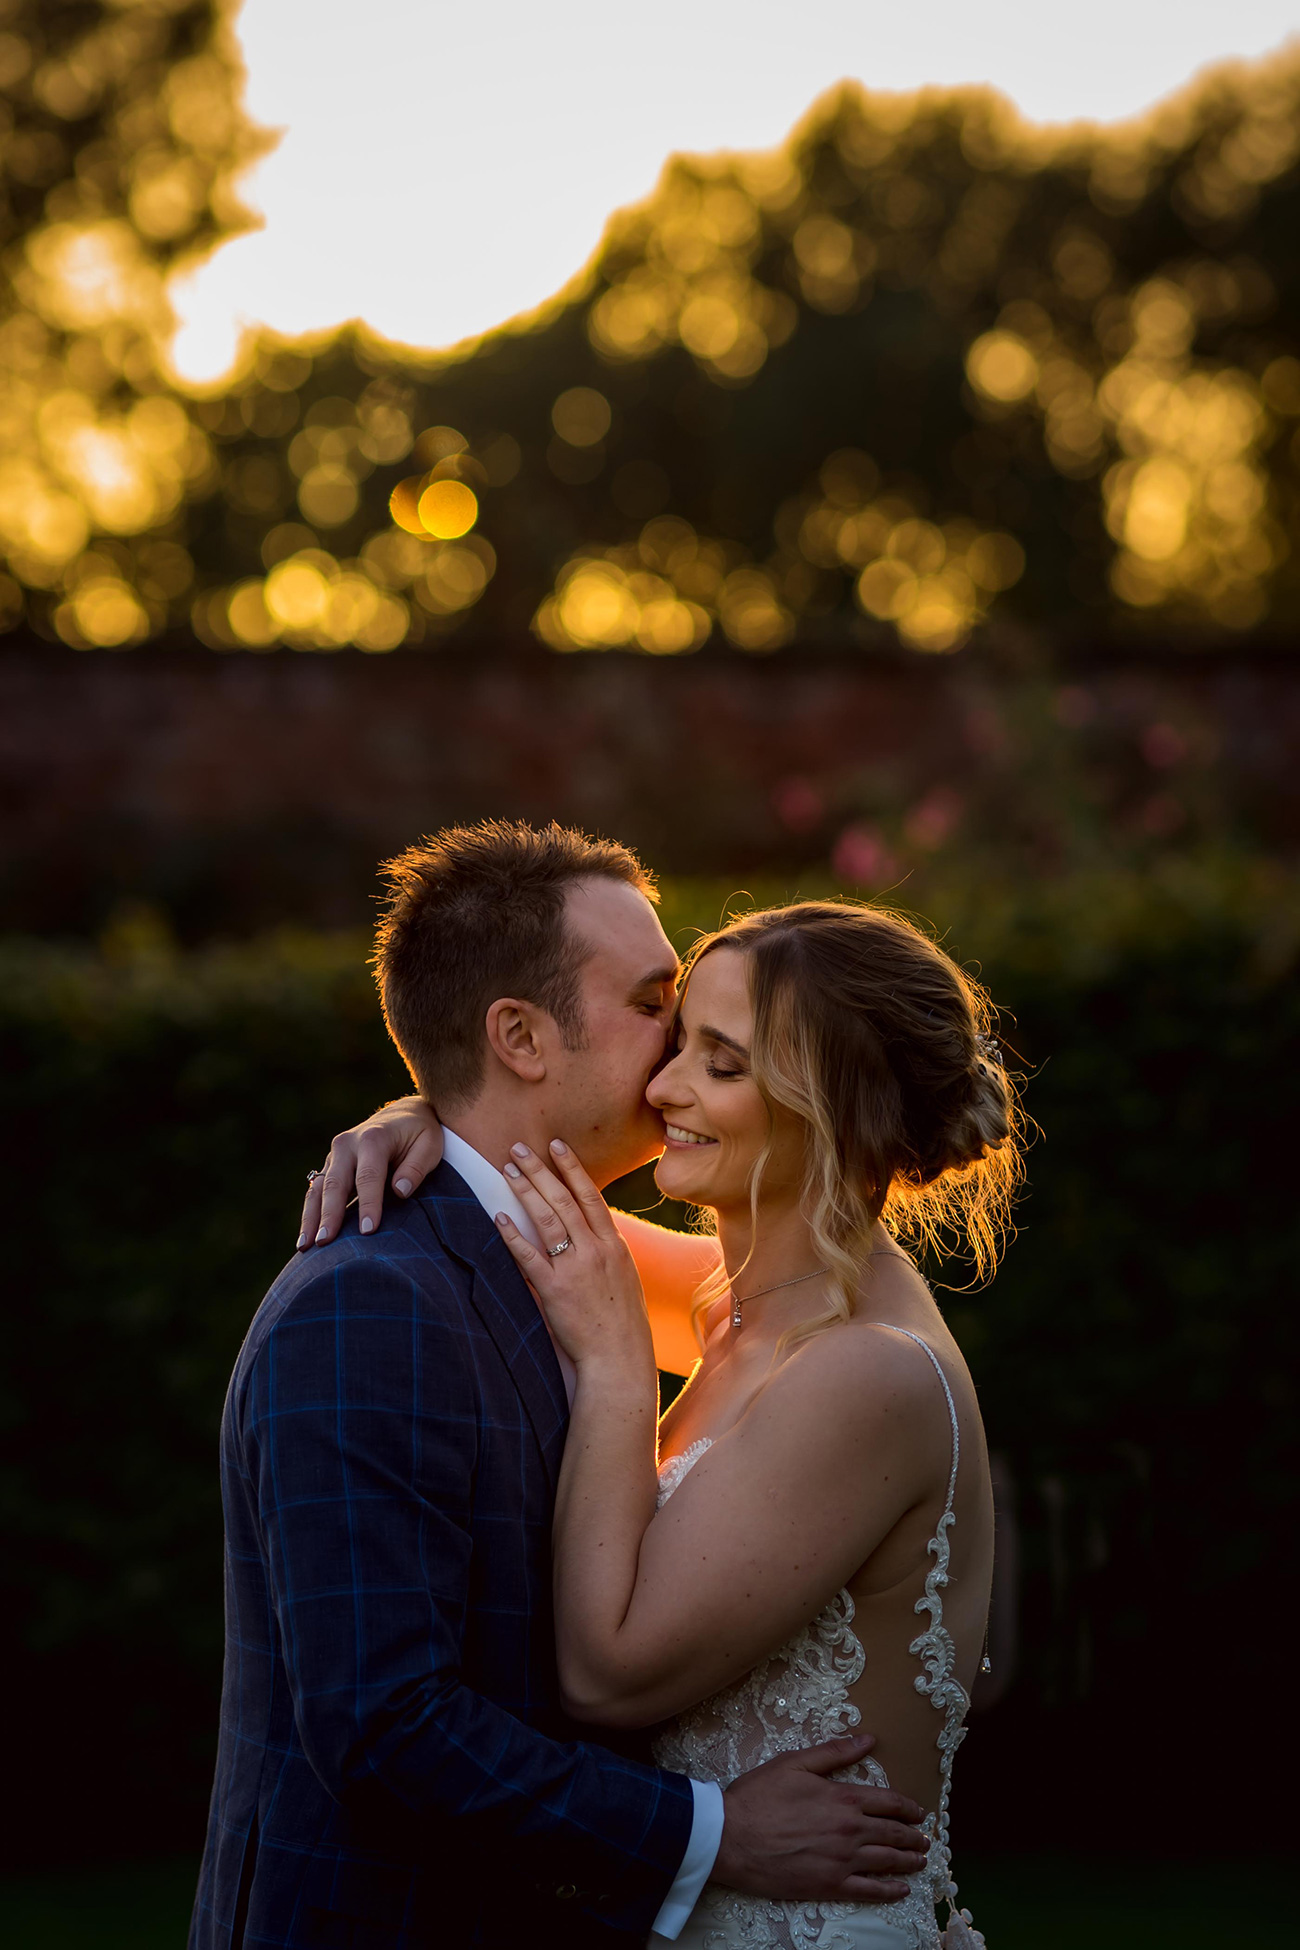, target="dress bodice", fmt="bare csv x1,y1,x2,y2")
650,1329,984,1950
